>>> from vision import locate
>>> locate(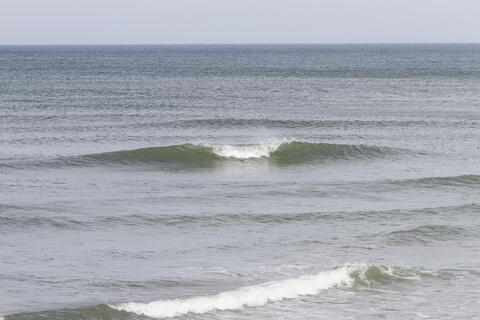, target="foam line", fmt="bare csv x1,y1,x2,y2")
111,266,354,318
